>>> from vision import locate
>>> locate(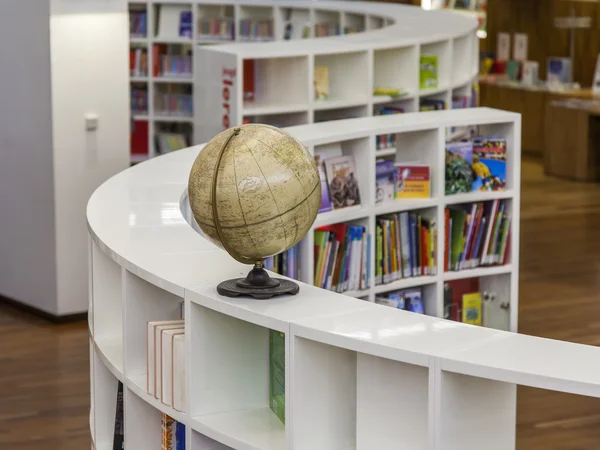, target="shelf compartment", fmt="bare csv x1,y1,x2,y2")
92,344,120,450
123,271,183,380
278,7,311,40
197,4,234,41
367,14,384,30
191,429,234,449
190,408,285,450
125,386,163,450
374,46,418,99
291,336,357,449
314,51,369,106
92,242,123,371
452,35,474,86
128,374,186,423
343,12,366,34
357,353,429,449
438,372,516,450
243,56,309,111
314,104,369,123
239,5,275,41
420,40,451,92
314,9,341,37
244,110,309,128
